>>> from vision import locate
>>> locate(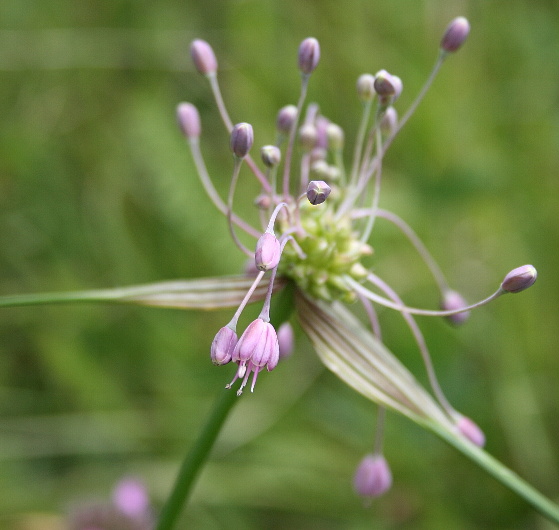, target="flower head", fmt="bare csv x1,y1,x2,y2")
178,18,538,502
